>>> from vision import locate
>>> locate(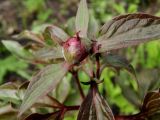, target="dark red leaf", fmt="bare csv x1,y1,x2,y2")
77,82,115,120
24,111,61,120
97,13,160,53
